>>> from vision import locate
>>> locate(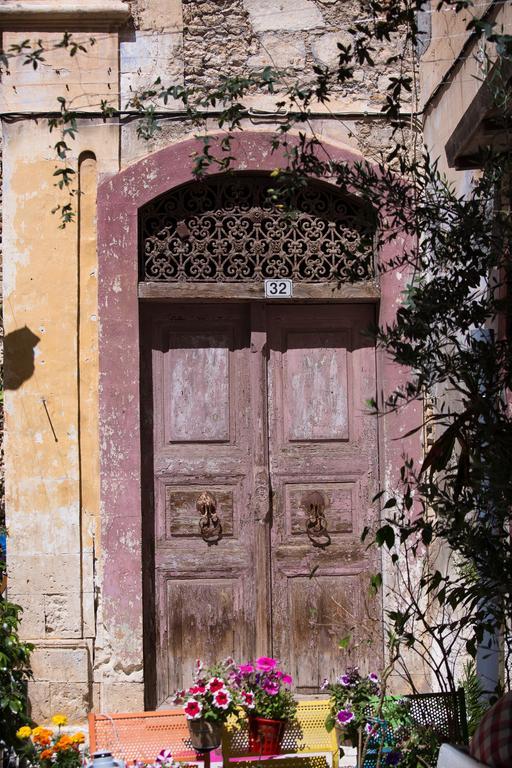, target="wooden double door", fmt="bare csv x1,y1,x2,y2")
143,302,382,707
